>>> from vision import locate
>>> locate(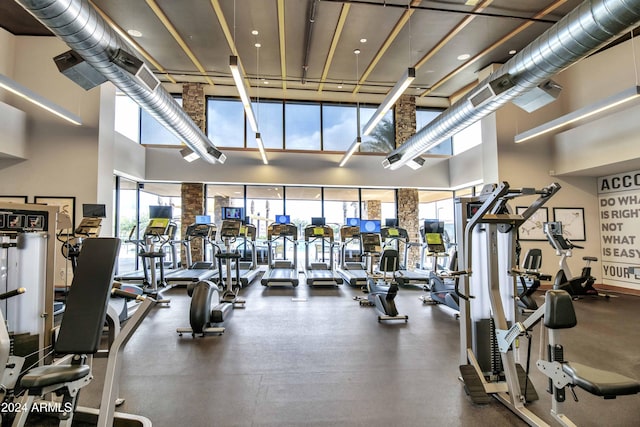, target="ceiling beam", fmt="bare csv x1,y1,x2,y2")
144,0,214,86
88,0,176,84
317,3,350,93
419,0,569,97
352,0,421,95
277,0,287,91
